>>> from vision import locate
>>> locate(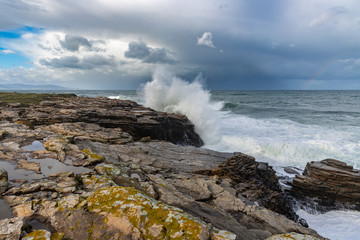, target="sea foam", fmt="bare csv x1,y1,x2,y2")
141,68,223,144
